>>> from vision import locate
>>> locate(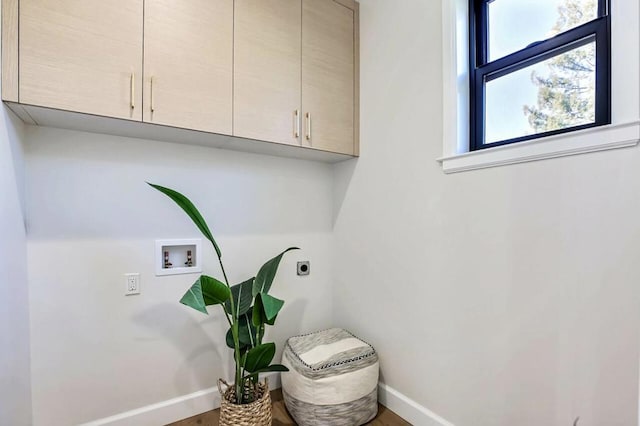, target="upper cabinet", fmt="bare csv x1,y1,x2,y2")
233,0,302,146
143,0,233,134
3,0,359,159
234,0,358,154
302,0,356,155
19,0,143,121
